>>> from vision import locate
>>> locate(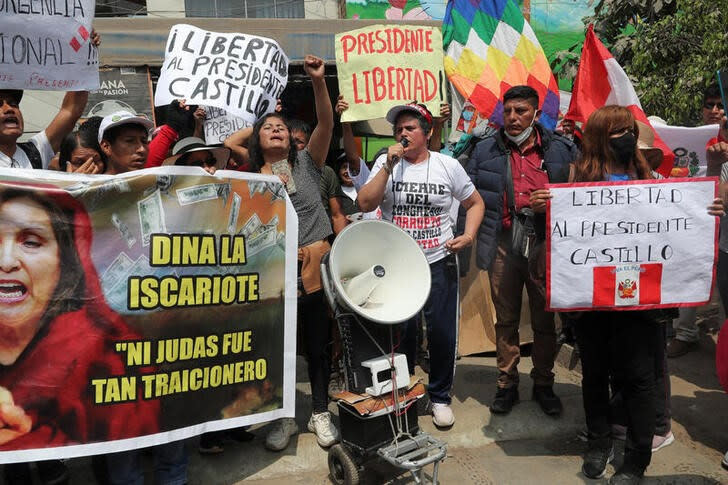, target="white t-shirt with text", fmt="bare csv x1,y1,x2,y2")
367,150,475,264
